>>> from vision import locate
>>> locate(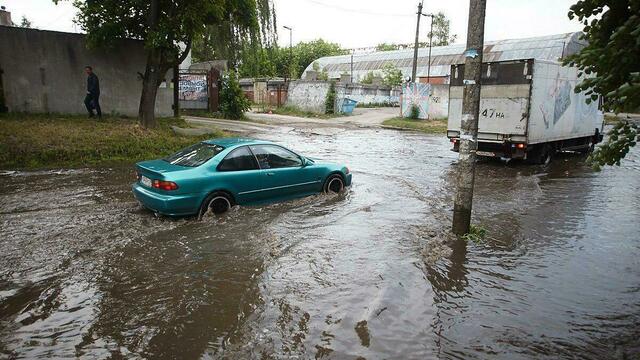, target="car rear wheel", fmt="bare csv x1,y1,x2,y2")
198,191,233,219
323,174,345,194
